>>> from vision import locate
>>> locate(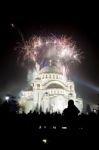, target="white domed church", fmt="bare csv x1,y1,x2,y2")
18,65,83,114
